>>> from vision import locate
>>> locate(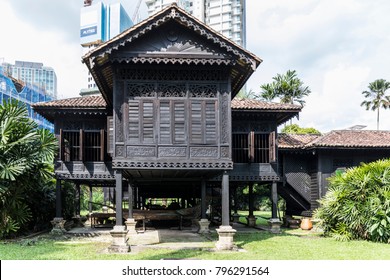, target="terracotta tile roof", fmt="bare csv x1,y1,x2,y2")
32,95,107,109
310,130,390,148
33,96,301,112
278,133,321,149
279,130,390,149
231,98,302,110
